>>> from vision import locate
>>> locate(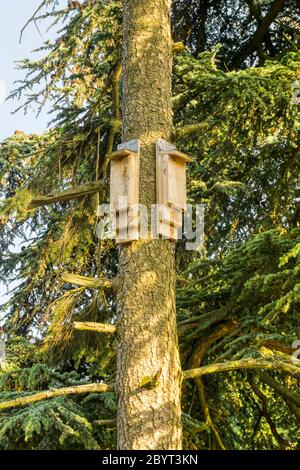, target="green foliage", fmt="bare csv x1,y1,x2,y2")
0,397,100,450
172,0,300,68
182,412,210,450
174,48,300,251
0,338,116,449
